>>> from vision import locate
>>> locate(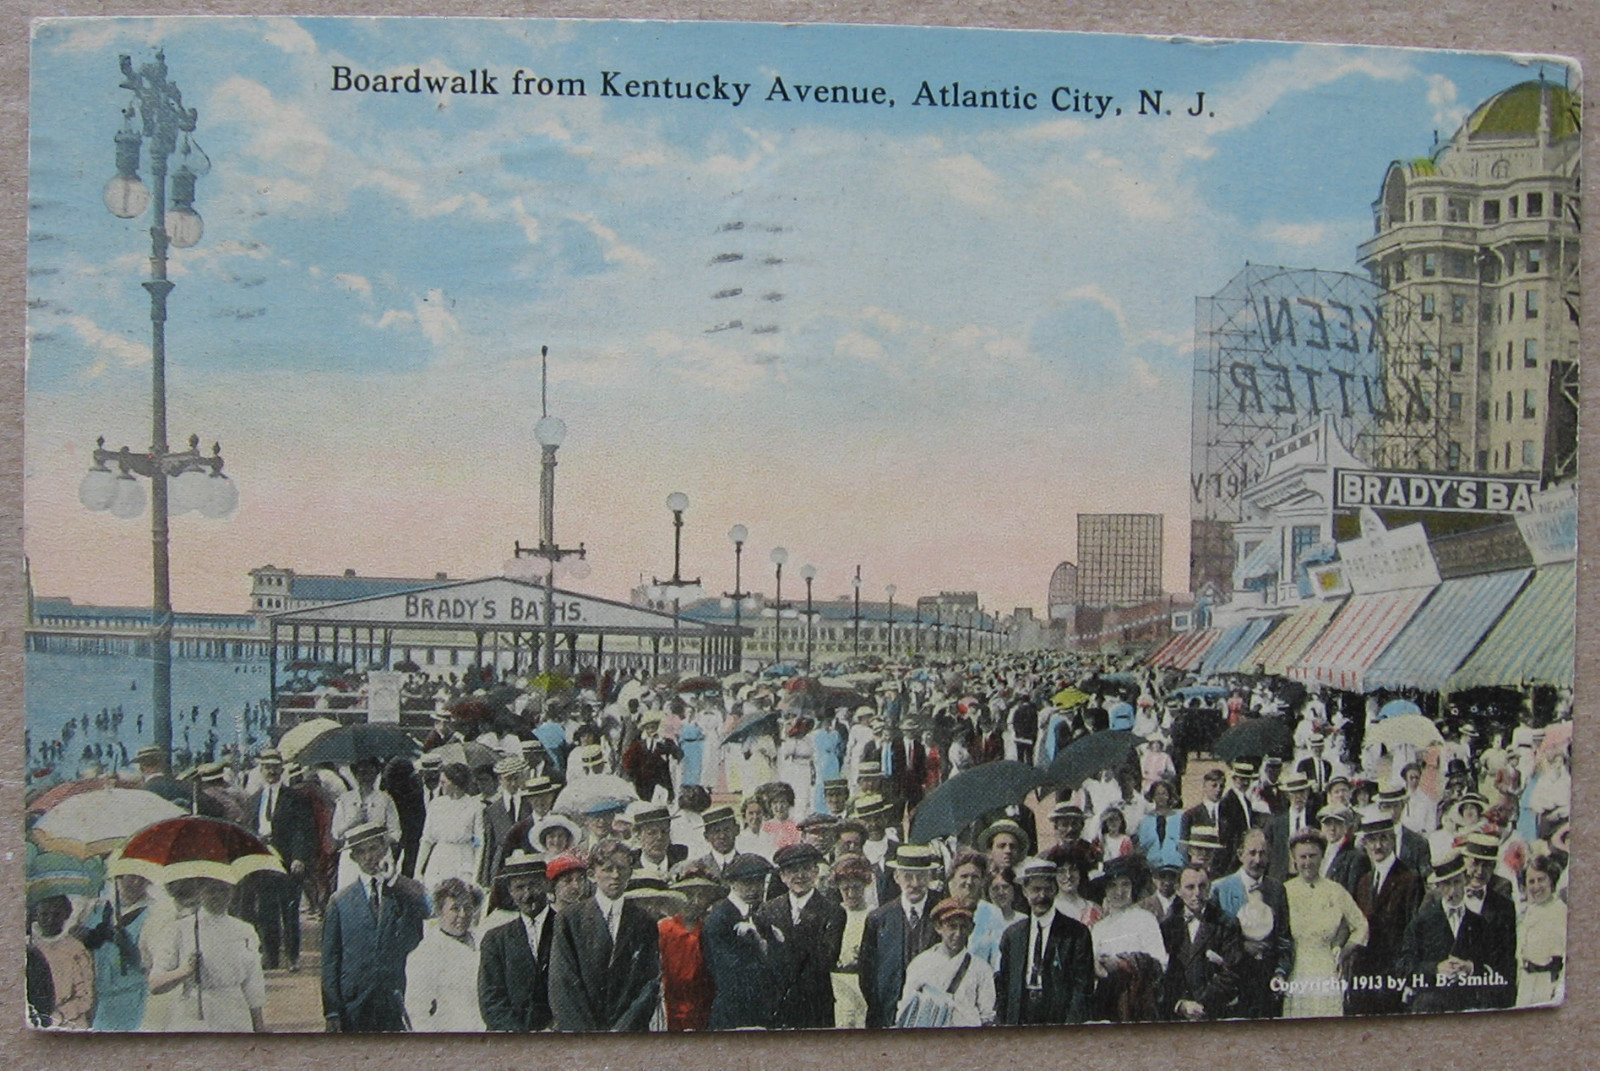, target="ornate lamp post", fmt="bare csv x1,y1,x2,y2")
721,524,755,670
852,565,862,657
79,51,236,765
769,547,789,665
800,564,817,672
885,584,897,659
512,347,588,676
651,492,704,674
